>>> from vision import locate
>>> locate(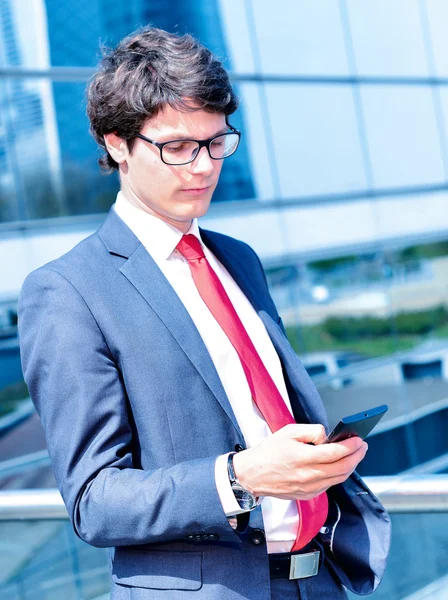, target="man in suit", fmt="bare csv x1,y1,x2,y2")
18,27,390,599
